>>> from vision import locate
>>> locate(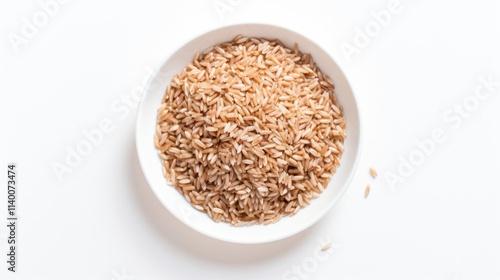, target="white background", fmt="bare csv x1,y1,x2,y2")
1,0,500,279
